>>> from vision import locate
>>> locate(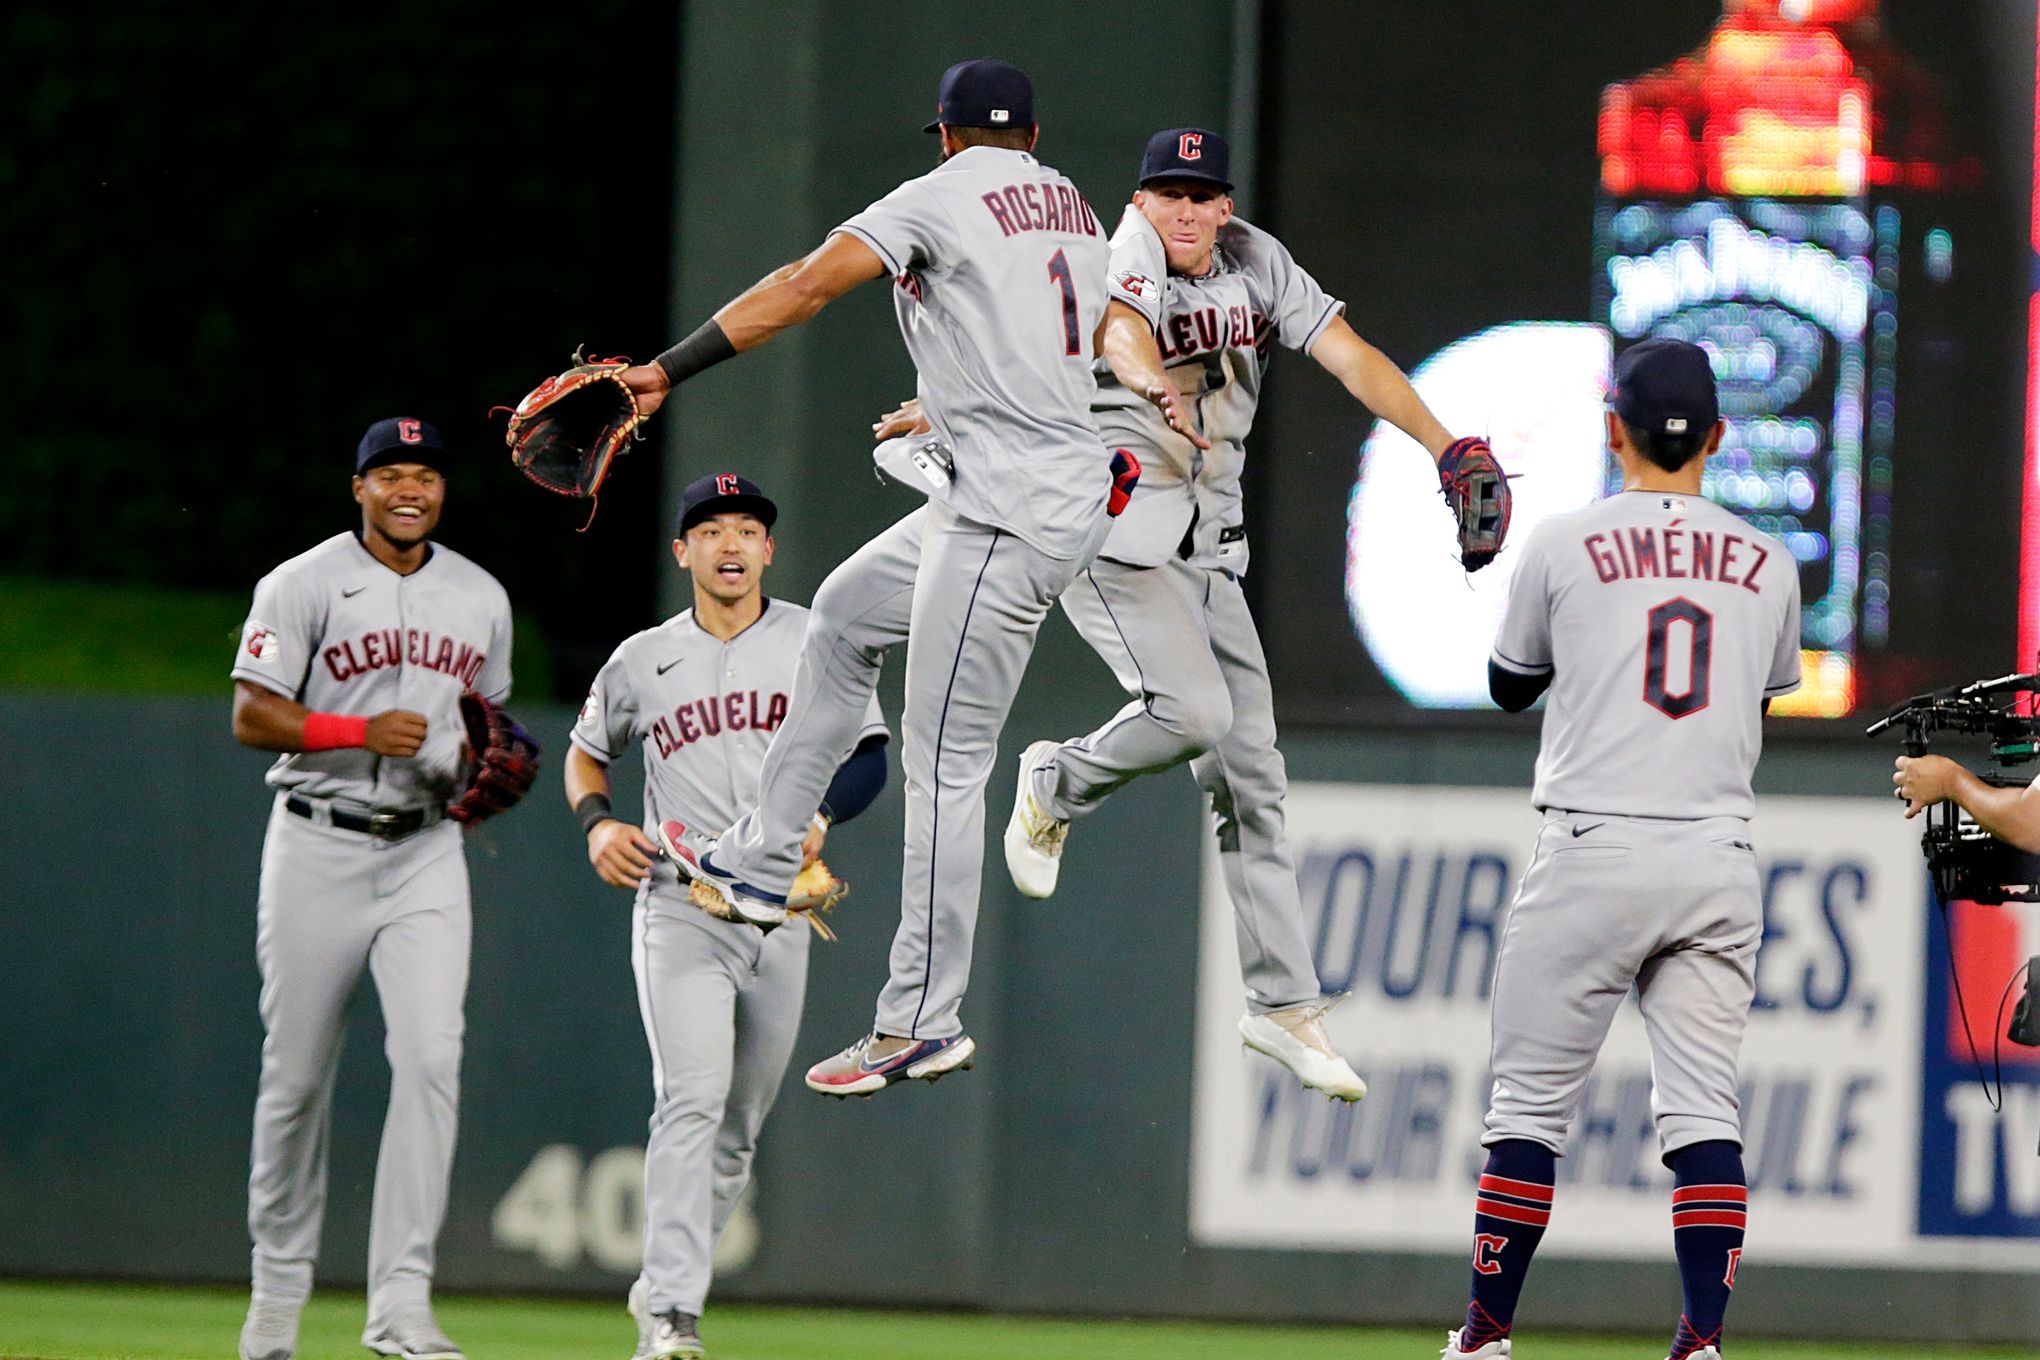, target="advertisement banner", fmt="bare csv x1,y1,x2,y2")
1188,784,1957,1264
